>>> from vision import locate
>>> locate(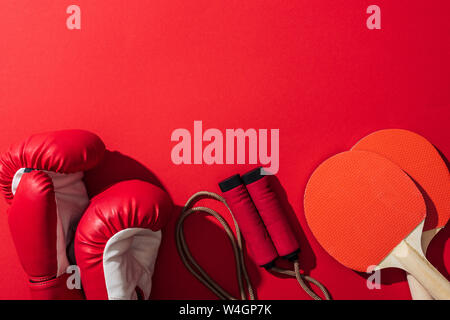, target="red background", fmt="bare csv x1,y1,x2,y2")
0,1,449,299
